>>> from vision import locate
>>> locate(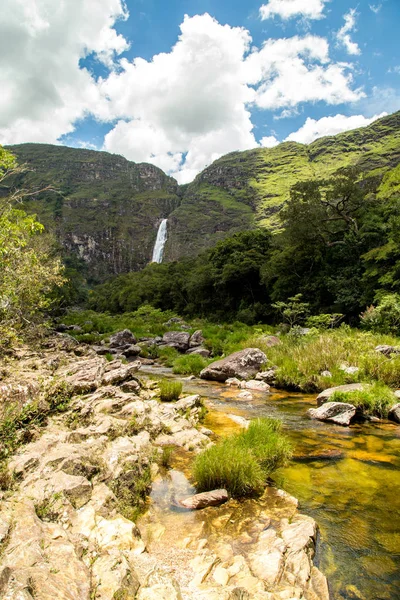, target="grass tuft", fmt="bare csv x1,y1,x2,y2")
330,382,396,418
193,418,292,498
159,380,182,402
